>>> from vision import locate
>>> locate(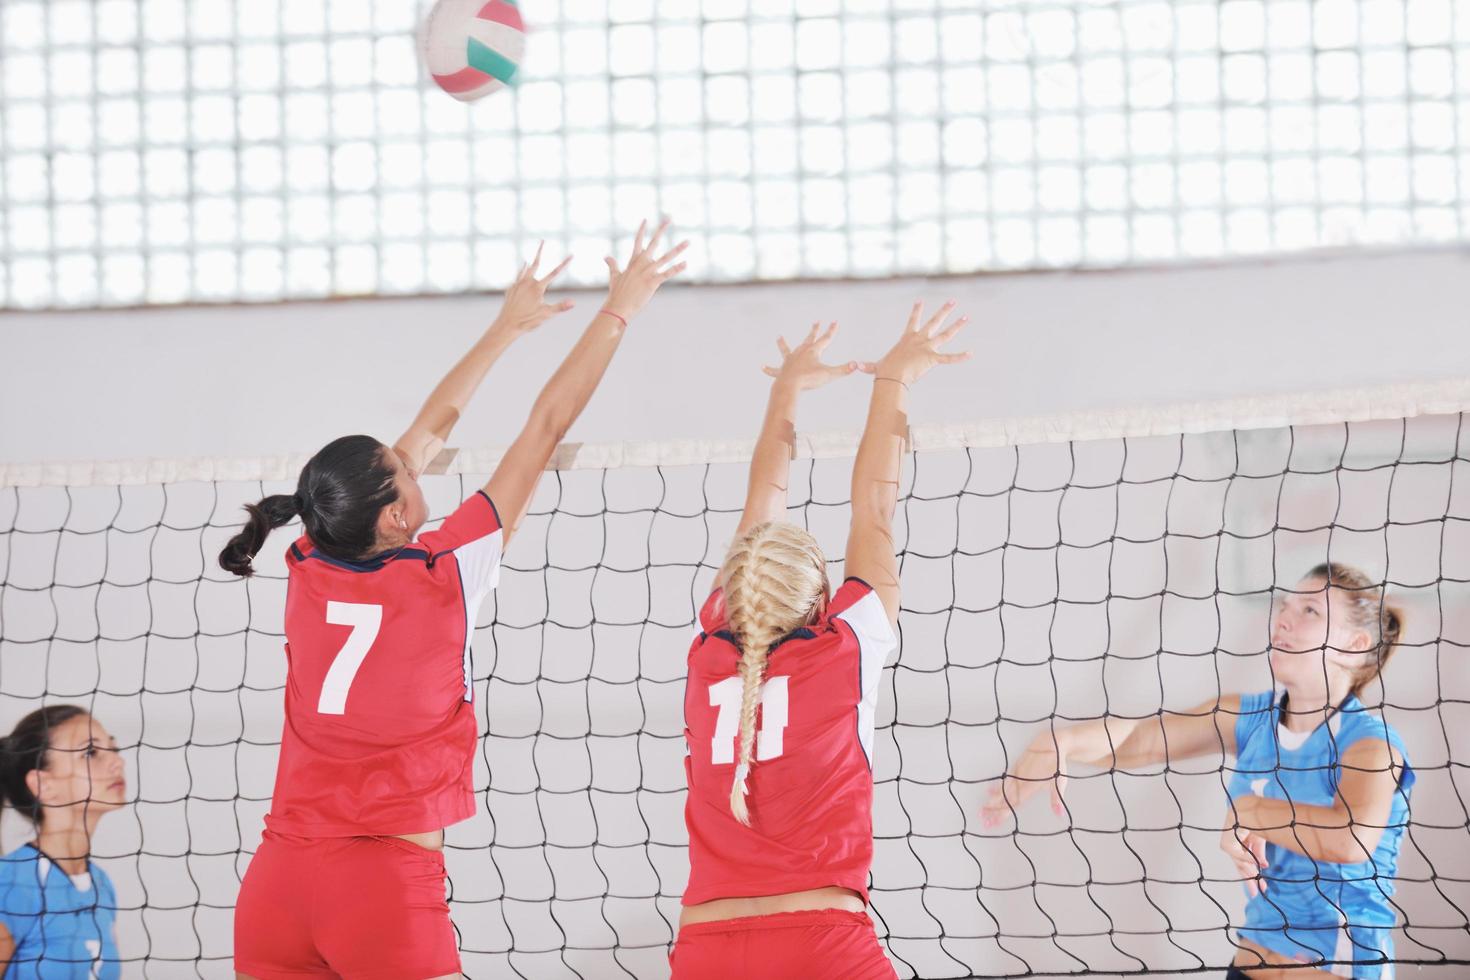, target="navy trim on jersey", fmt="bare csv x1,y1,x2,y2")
844,575,875,592
772,627,817,652
453,551,474,702
289,542,307,562
477,489,503,529
832,617,874,769
708,626,818,653
306,547,430,572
